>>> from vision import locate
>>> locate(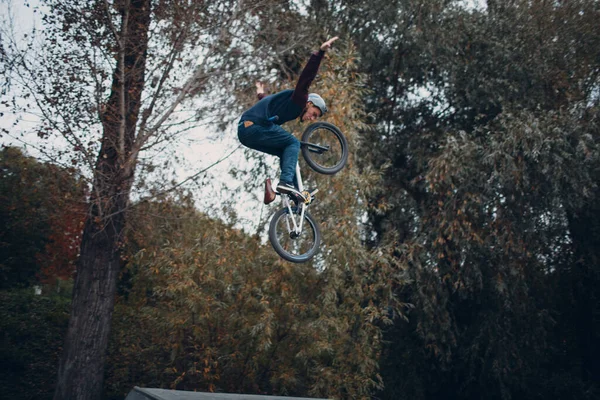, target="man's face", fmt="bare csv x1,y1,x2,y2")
301,103,322,122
